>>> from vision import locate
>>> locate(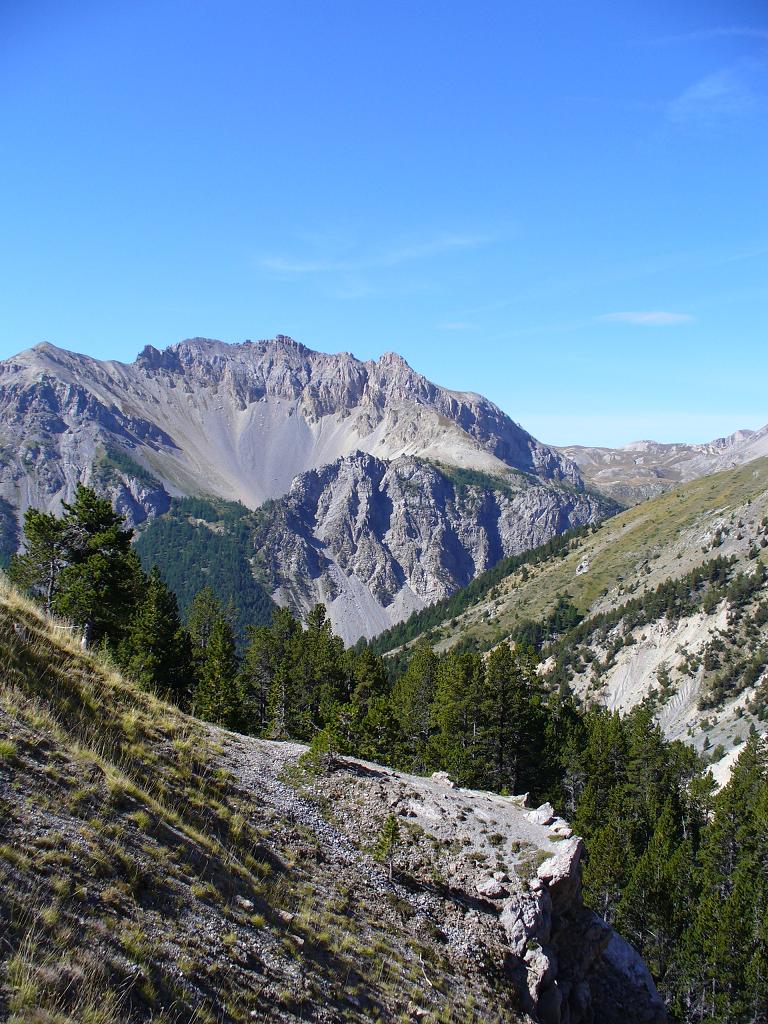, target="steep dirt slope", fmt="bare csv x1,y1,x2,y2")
0,581,662,1024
